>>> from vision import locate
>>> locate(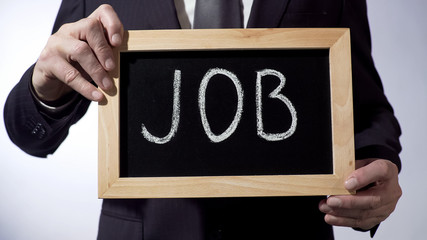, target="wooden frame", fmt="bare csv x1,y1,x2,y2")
98,28,354,198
